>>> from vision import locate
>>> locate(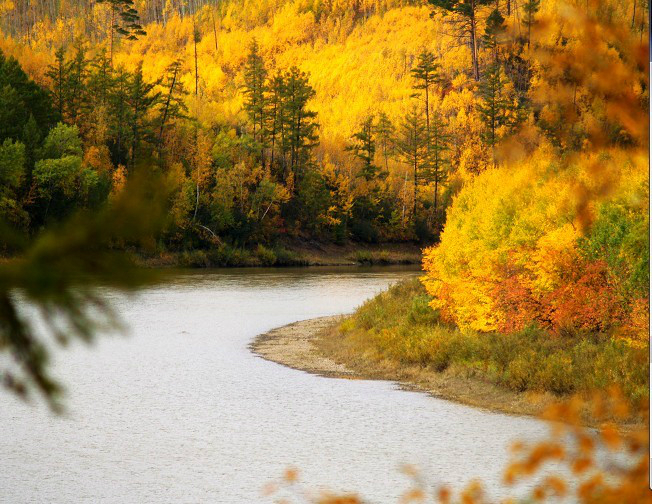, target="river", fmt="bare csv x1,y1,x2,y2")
0,267,551,503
